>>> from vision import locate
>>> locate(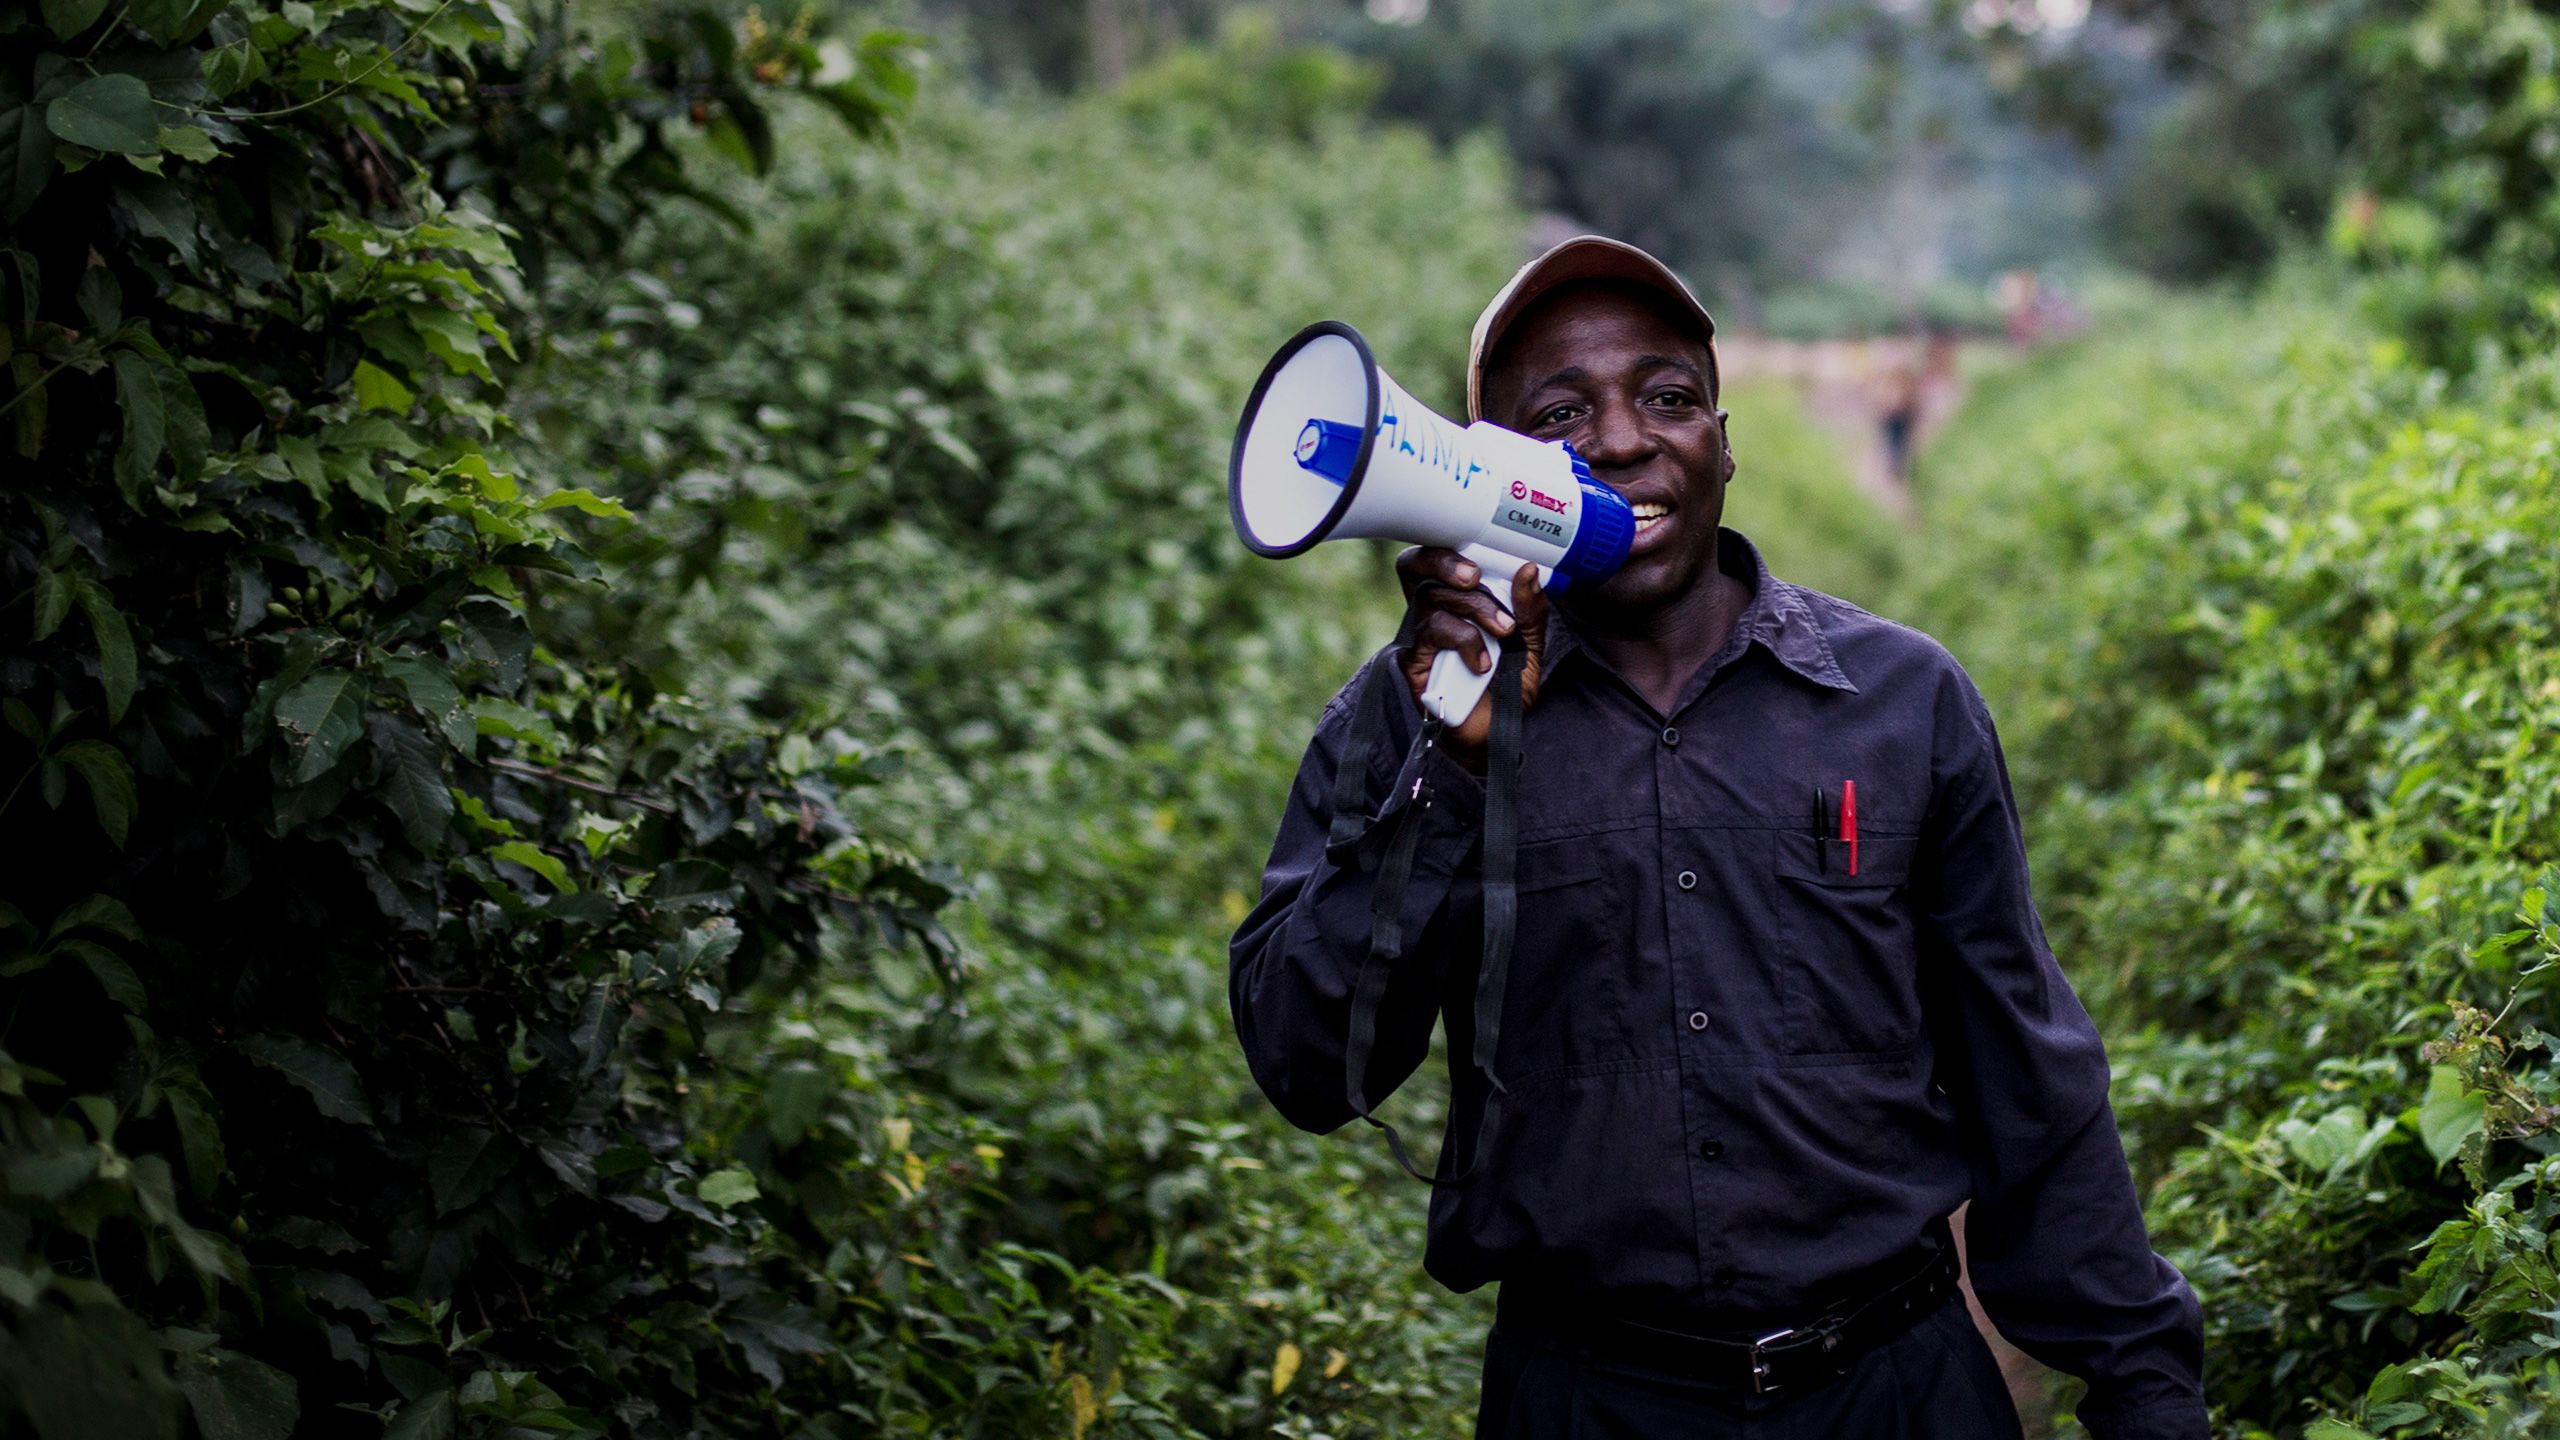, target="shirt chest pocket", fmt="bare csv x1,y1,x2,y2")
1771,832,1922,1055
